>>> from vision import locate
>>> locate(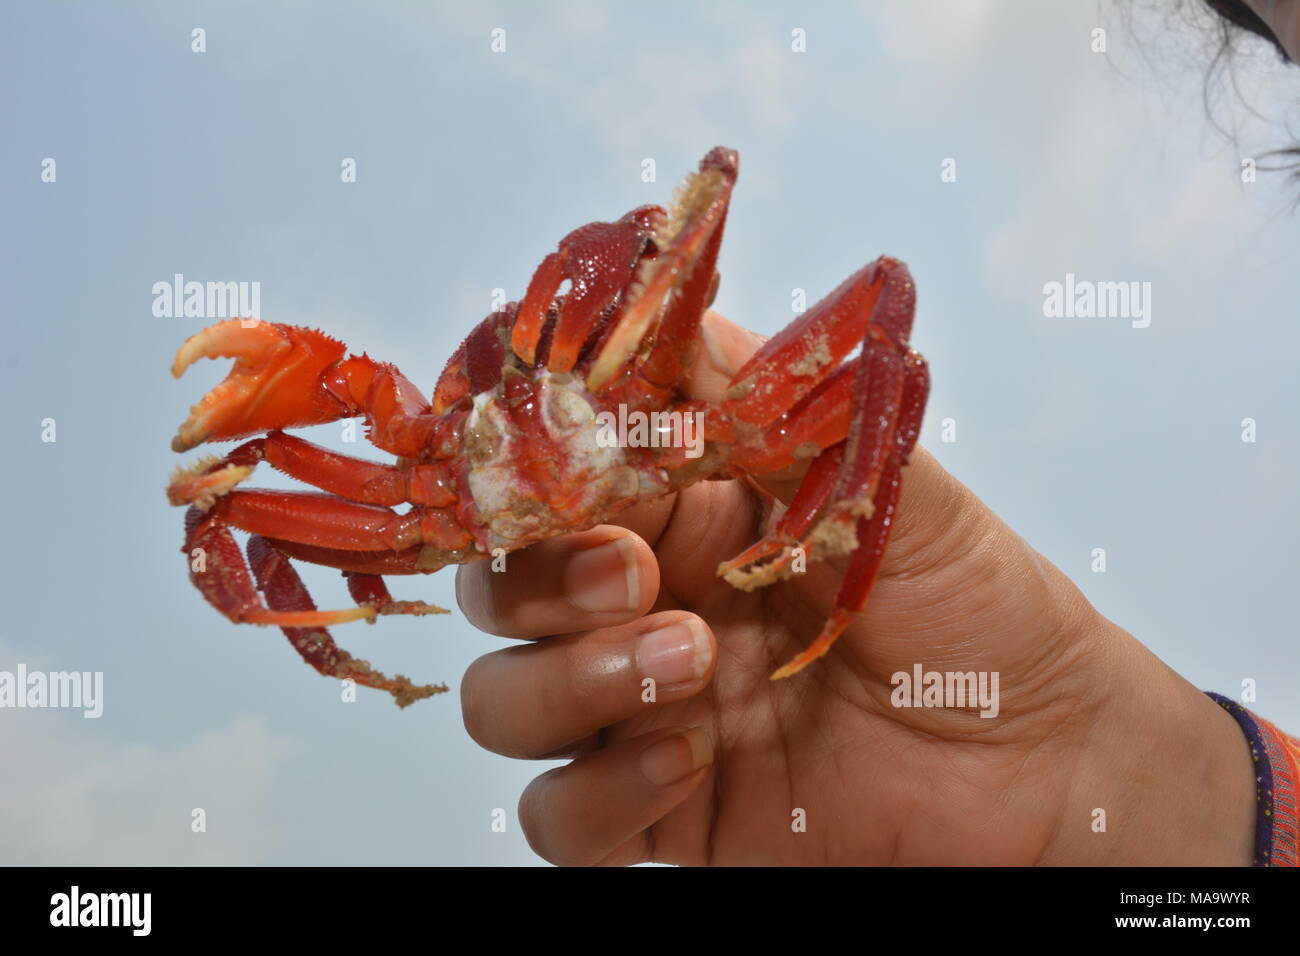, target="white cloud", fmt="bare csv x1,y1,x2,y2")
459,5,804,154
0,710,291,864
865,0,998,81
865,0,1298,299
